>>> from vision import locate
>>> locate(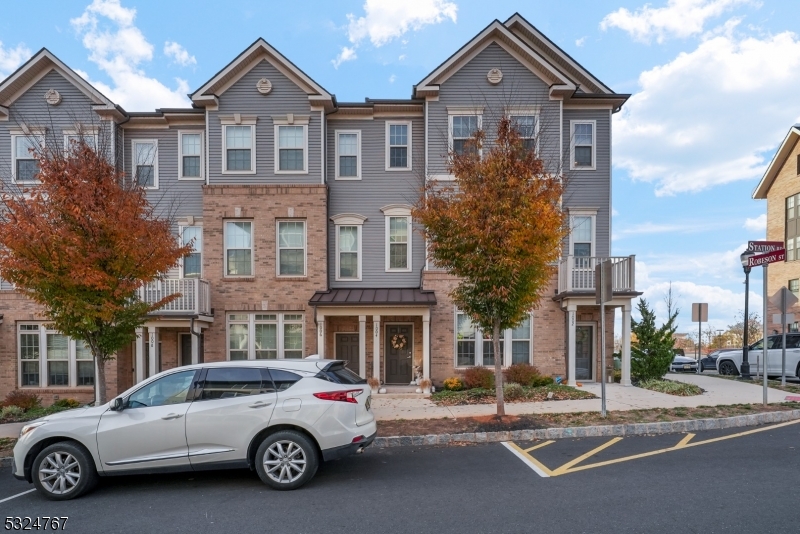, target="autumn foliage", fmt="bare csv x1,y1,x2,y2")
0,139,191,402
414,116,567,415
